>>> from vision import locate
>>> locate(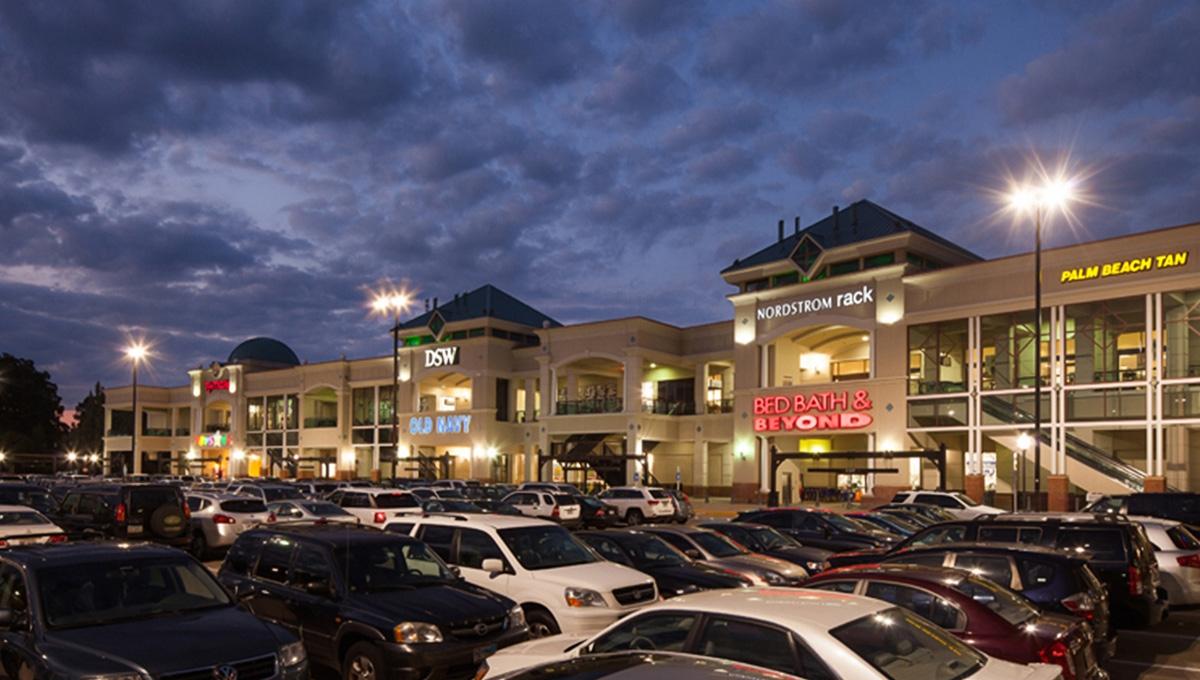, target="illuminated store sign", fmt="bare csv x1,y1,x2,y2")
424,346,460,368
1060,251,1188,284
205,379,230,393
196,432,228,448
757,284,874,322
409,414,472,435
753,390,874,433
